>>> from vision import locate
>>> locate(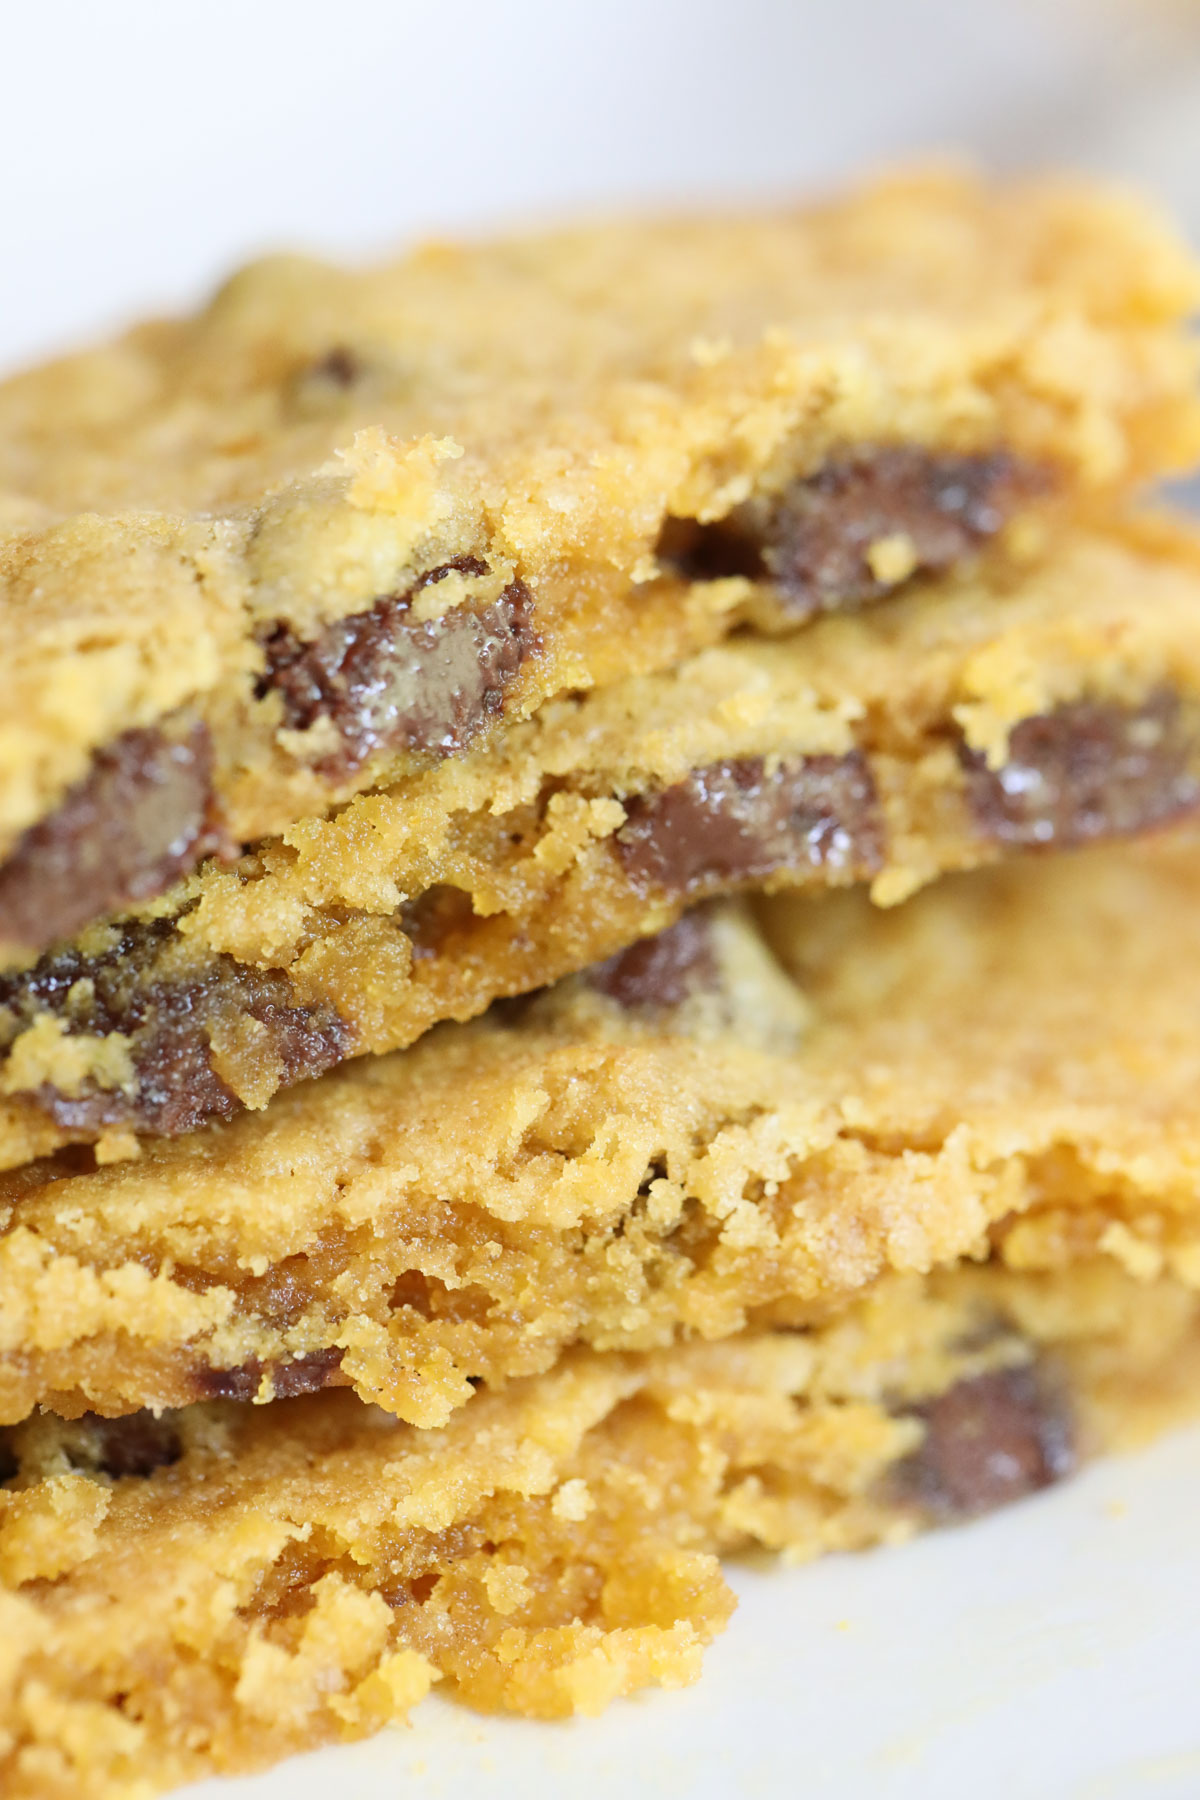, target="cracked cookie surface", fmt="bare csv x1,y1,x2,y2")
1,169,1198,952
